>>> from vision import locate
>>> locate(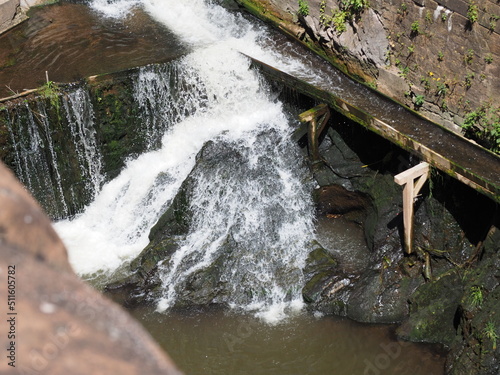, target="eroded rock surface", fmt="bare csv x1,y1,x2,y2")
0,162,182,375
